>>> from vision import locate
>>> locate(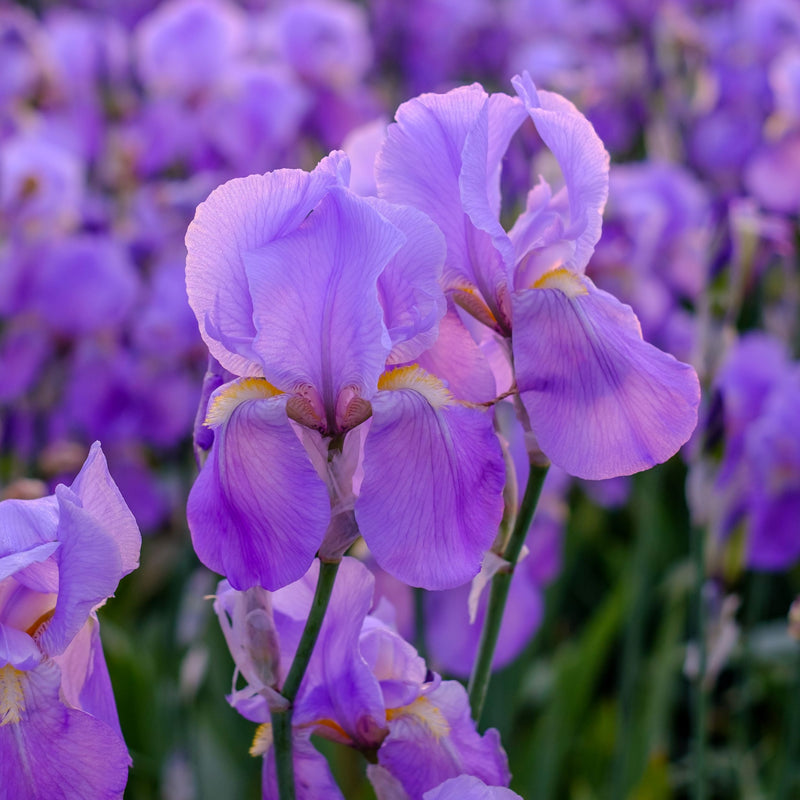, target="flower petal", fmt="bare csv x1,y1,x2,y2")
245,187,405,419
185,152,348,377
36,486,123,658
423,775,522,800
261,726,344,800
187,393,330,590
377,85,495,293
0,660,130,800
53,616,122,738
415,306,498,403
511,72,609,274
356,384,505,589
367,197,447,365
512,278,700,479
68,442,141,576
378,681,509,798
